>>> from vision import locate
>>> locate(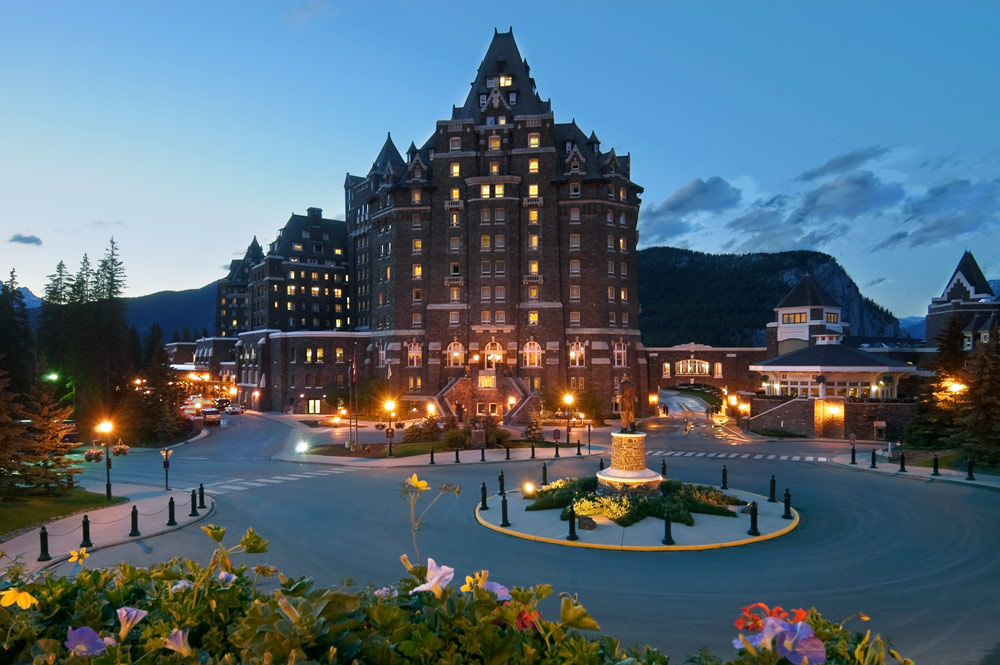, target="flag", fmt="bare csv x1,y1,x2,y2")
351,347,357,386
387,362,392,380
